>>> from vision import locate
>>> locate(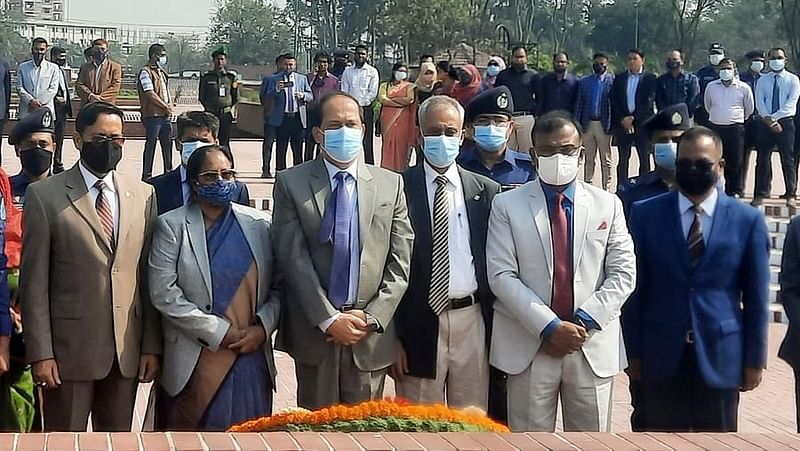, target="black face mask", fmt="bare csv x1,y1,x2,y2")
32,53,44,66
20,146,53,176
592,63,606,74
666,60,681,70
55,58,67,67
81,140,123,175
676,159,718,196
